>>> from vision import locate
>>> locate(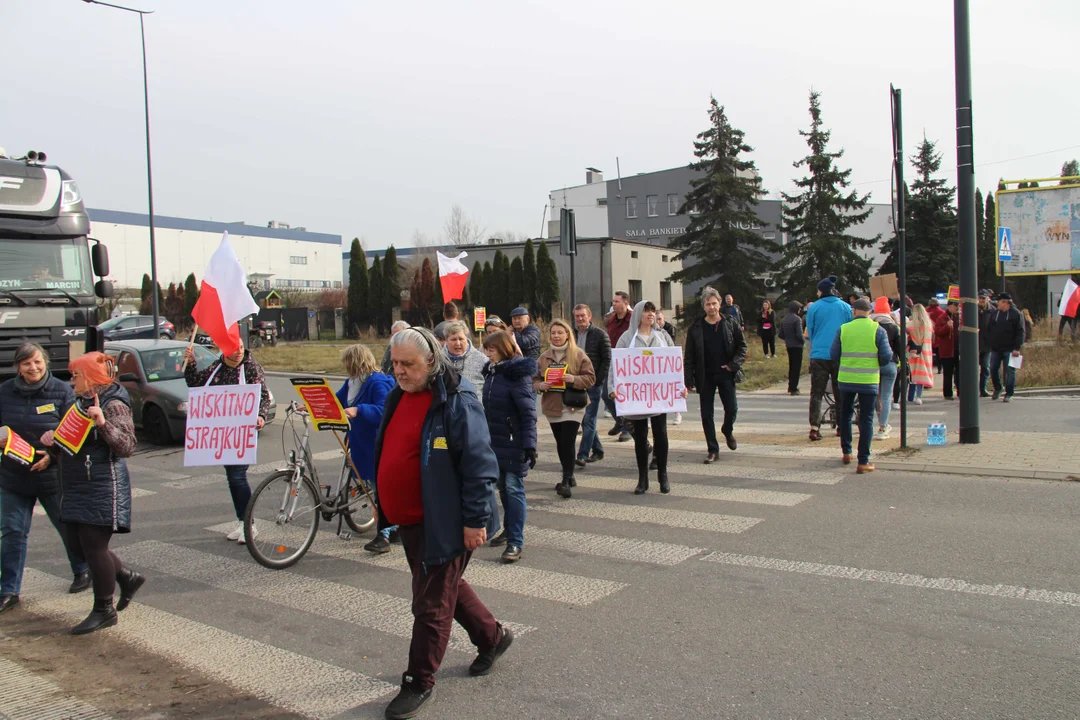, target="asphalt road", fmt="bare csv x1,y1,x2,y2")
7,376,1080,719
